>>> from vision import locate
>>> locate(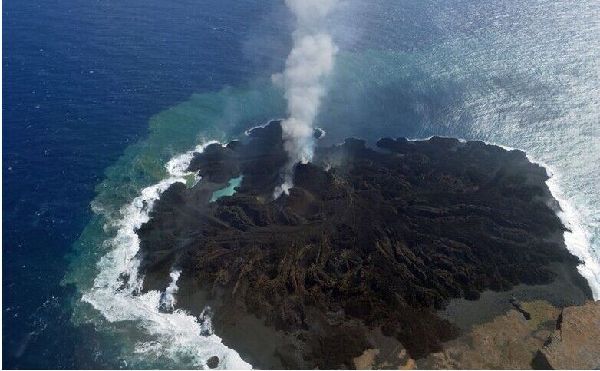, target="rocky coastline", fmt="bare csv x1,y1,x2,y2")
134,121,594,369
